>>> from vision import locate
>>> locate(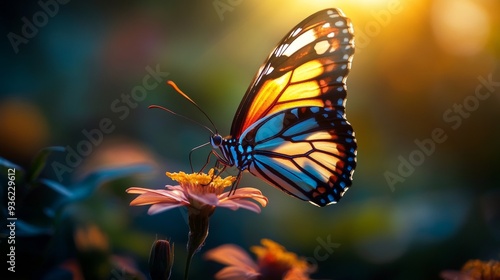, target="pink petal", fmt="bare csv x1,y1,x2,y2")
128,193,175,206
127,186,188,205
219,200,262,213
215,267,260,280
126,186,151,194
127,186,183,200
216,200,240,211
188,191,220,206
165,185,188,200
220,187,263,198
220,188,268,207
147,203,184,215
205,244,258,270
